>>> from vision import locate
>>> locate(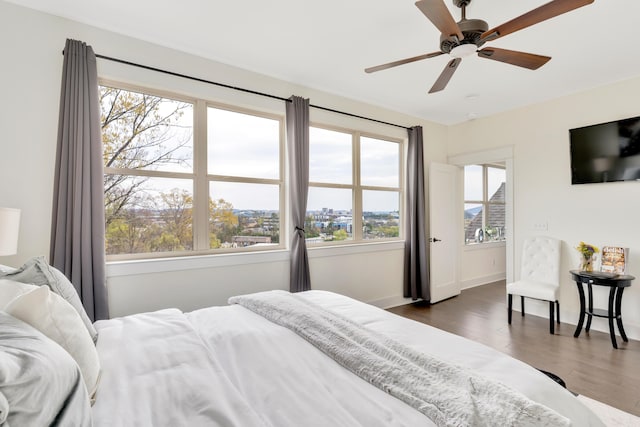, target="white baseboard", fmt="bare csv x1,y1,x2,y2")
511,304,640,342
368,286,640,341
460,273,506,290
566,315,640,342
367,274,507,310
579,319,640,342
368,295,416,310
